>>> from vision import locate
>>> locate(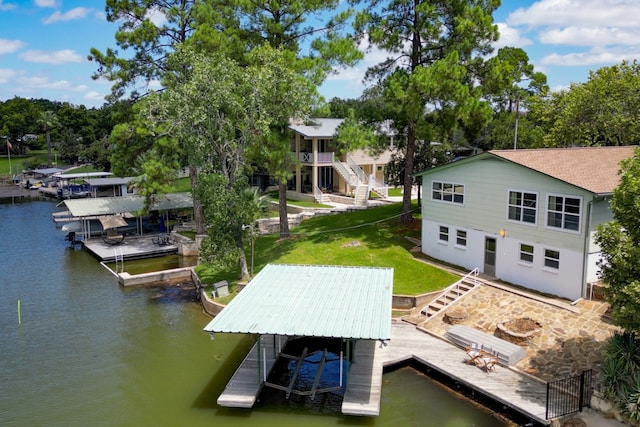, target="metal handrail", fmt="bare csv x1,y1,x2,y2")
420,267,480,315
346,154,367,183
368,174,388,198
313,185,323,203
333,161,359,187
